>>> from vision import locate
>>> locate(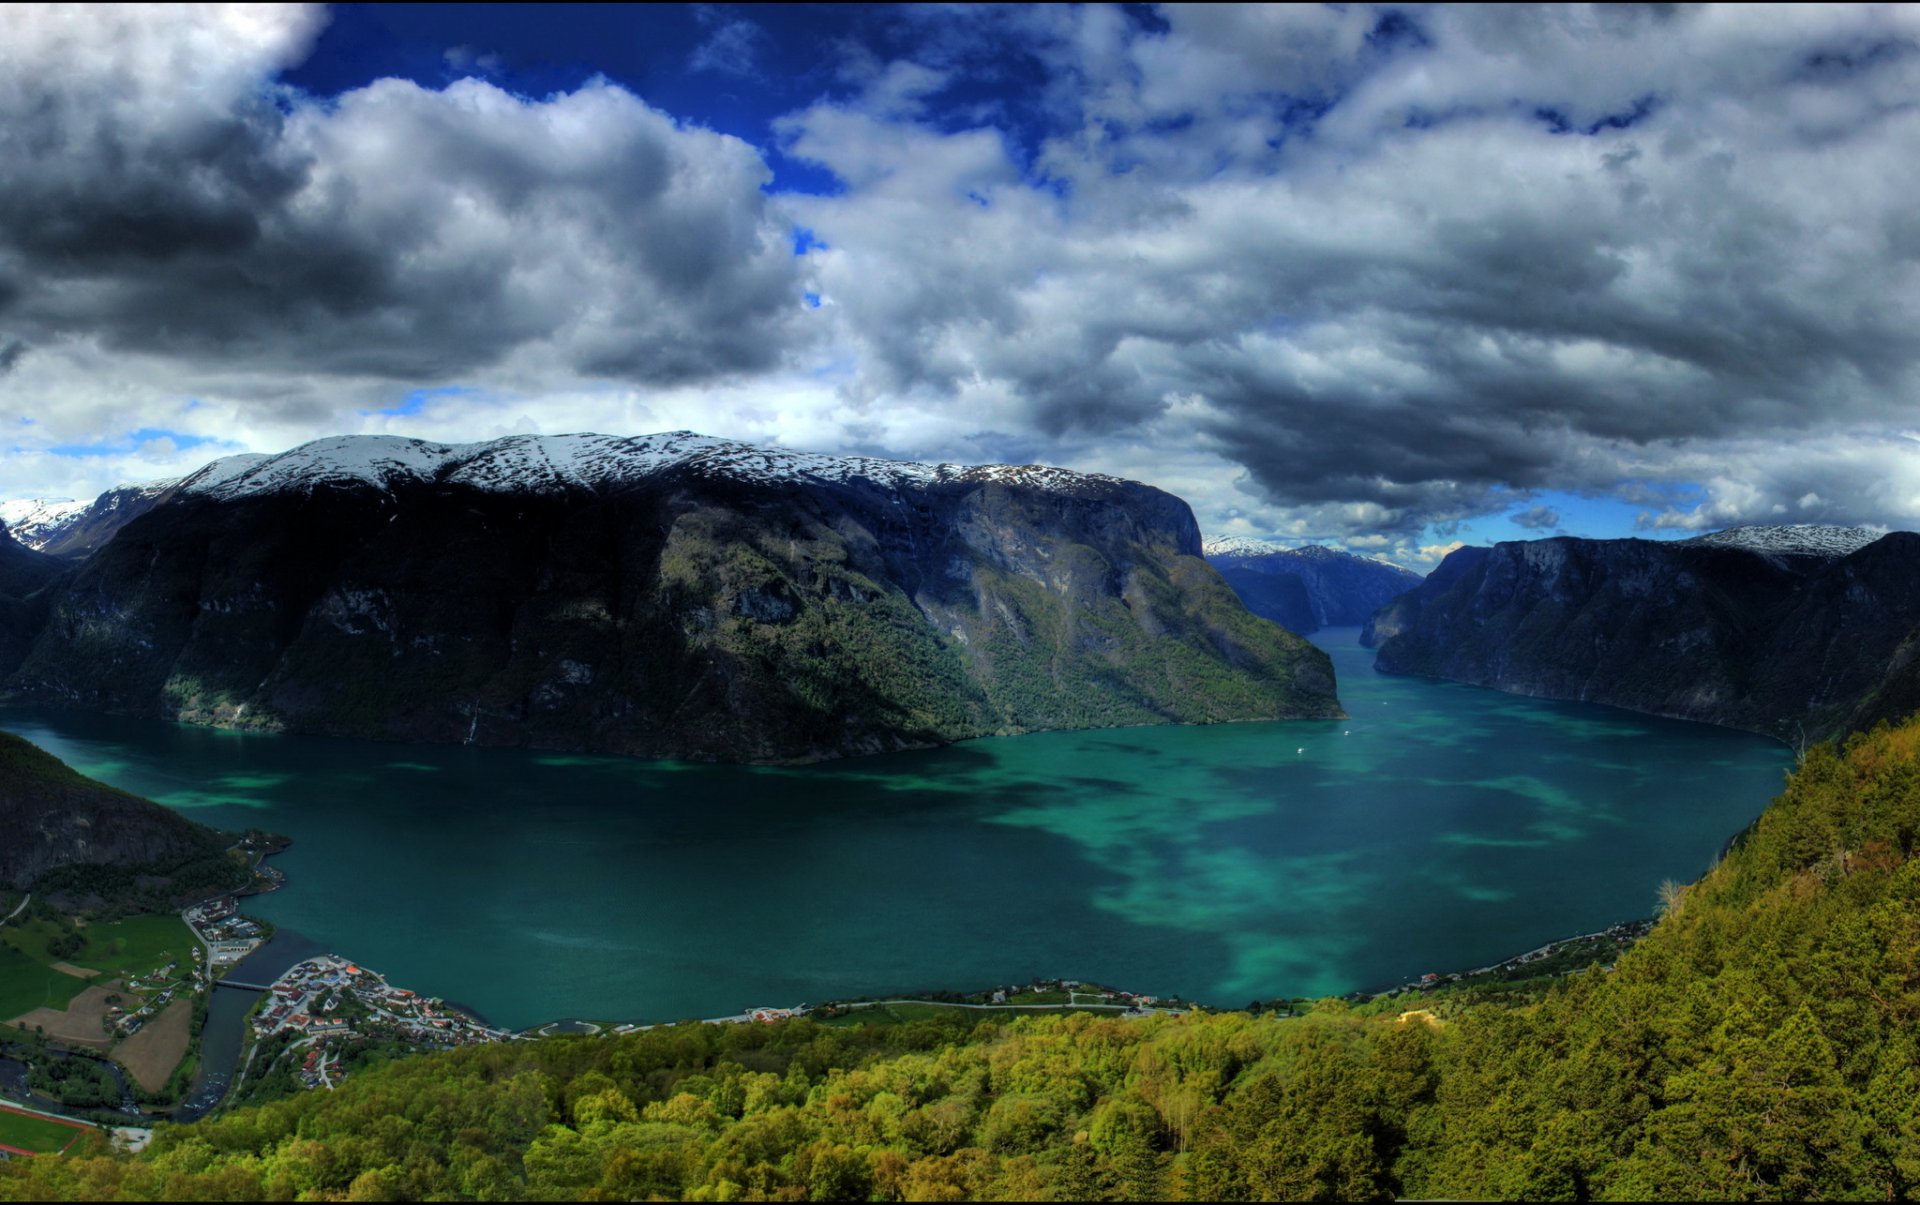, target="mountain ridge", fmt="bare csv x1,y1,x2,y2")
1363,528,1920,743
0,431,1343,764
